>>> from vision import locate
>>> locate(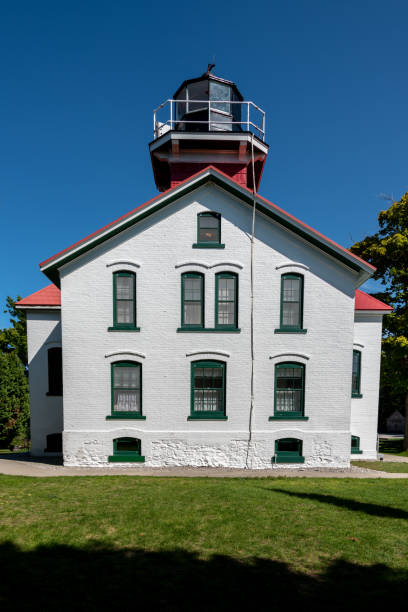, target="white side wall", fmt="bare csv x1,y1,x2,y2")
351,313,383,460
57,183,359,468
26,310,63,455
